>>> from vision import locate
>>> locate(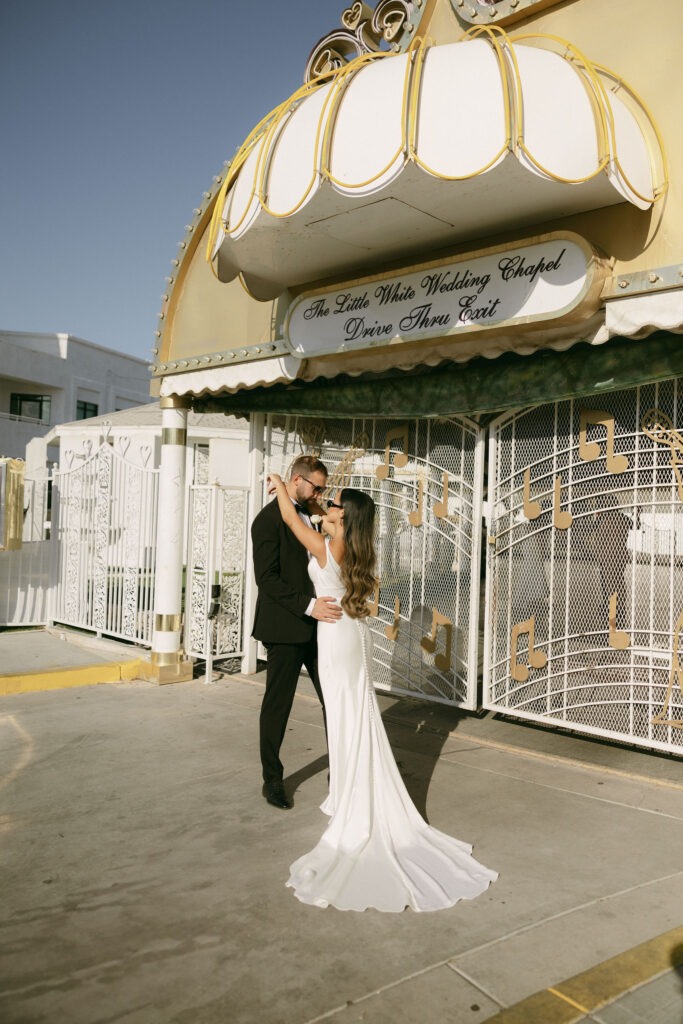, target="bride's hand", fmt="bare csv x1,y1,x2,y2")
266,473,282,494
